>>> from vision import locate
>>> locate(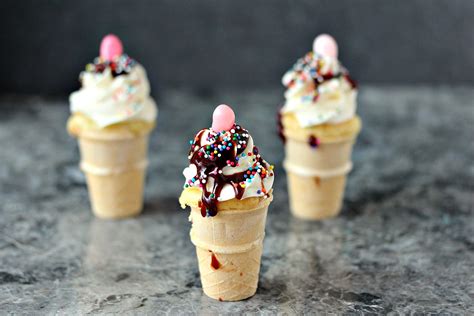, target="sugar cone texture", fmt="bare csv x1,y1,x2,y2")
195,245,263,302
78,133,149,219
182,189,273,301
68,114,154,219
281,114,361,220
286,171,347,220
